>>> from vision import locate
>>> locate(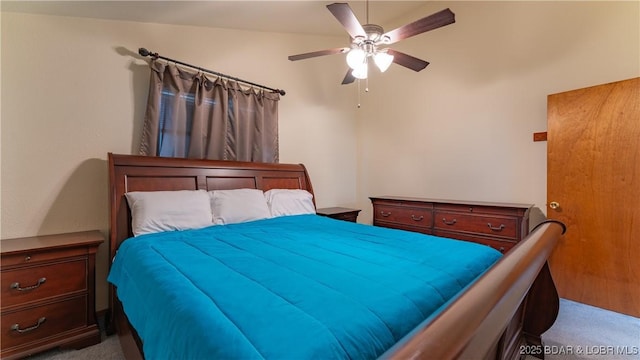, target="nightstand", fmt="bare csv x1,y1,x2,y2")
1,230,104,359
316,207,361,223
